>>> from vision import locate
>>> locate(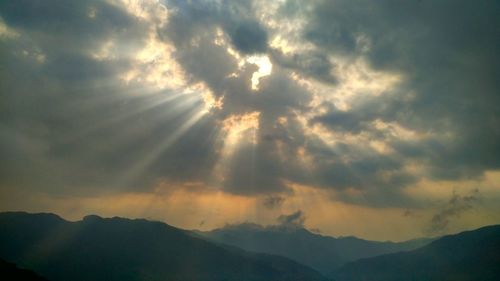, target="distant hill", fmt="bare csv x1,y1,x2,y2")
333,224,500,281
0,212,328,281
197,223,433,276
0,258,49,281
